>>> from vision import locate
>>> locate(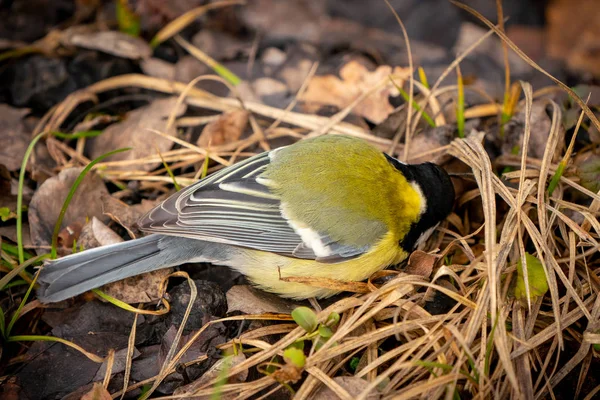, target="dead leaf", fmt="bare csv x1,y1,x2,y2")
57,221,83,250
300,61,410,123
547,0,600,76
406,127,454,164
101,193,161,237
174,353,247,397
67,31,152,60
226,285,300,315
0,376,23,400
252,78,289,107
140,57,176,80
28,167,110,250
174,55,211,83
197,109,248,148
92,347,141,381
312,376,380,400
502,101,553,160
101,268,173,304
72,114,119,133
0,104,30,171
80,383,111,400
577,154,600,193
192,30,250,60
78,217,123,251
405,250,437,278
88,97,186,171
241,0,325,43
454,23,530,76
